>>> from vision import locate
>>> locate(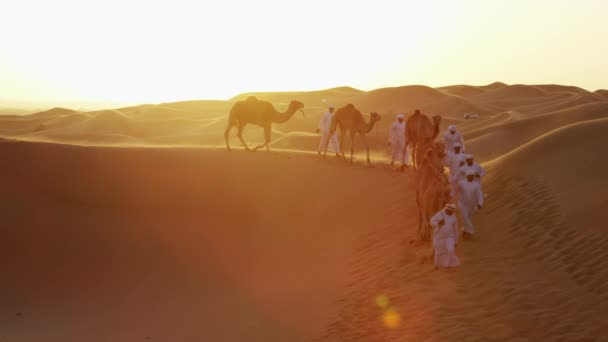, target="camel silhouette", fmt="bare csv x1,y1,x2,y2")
406,110,441,168
224,96,304,151
322,104,381,165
